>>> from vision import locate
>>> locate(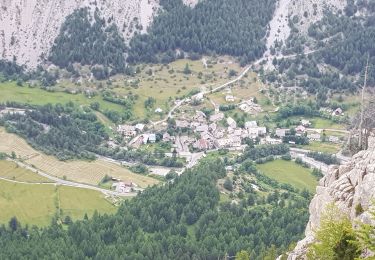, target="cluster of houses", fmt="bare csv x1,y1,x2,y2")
171,111,269,152
0,107,27,117
274,119,342,144
115,109,344,158
320,107,344,117
116,110,271,153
